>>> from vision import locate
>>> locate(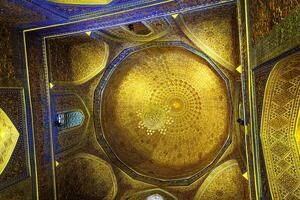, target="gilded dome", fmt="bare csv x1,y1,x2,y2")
97,45,231,180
